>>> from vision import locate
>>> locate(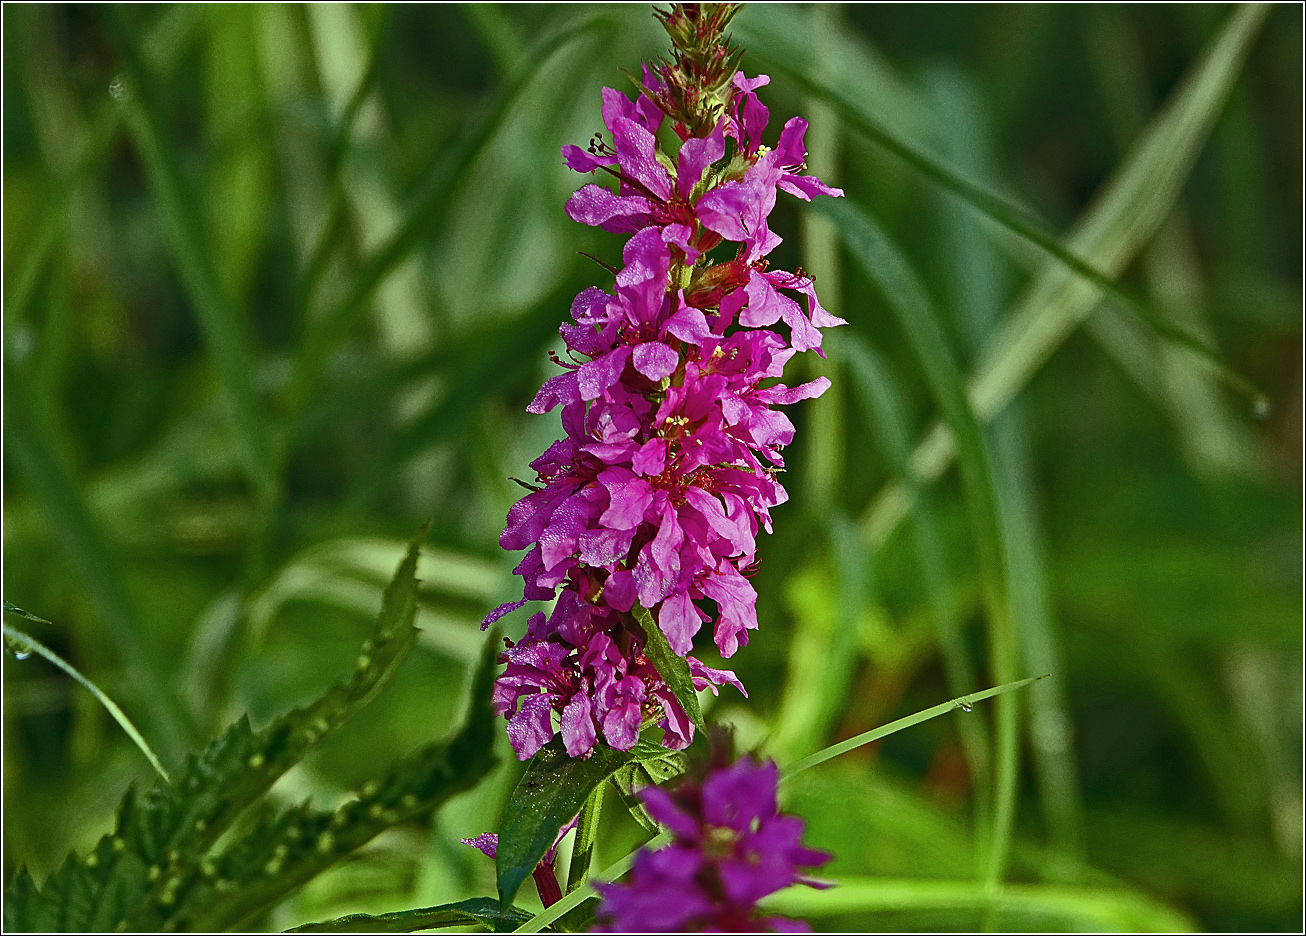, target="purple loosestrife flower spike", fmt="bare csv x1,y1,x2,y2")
594,756,831,932
485,3,844,761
